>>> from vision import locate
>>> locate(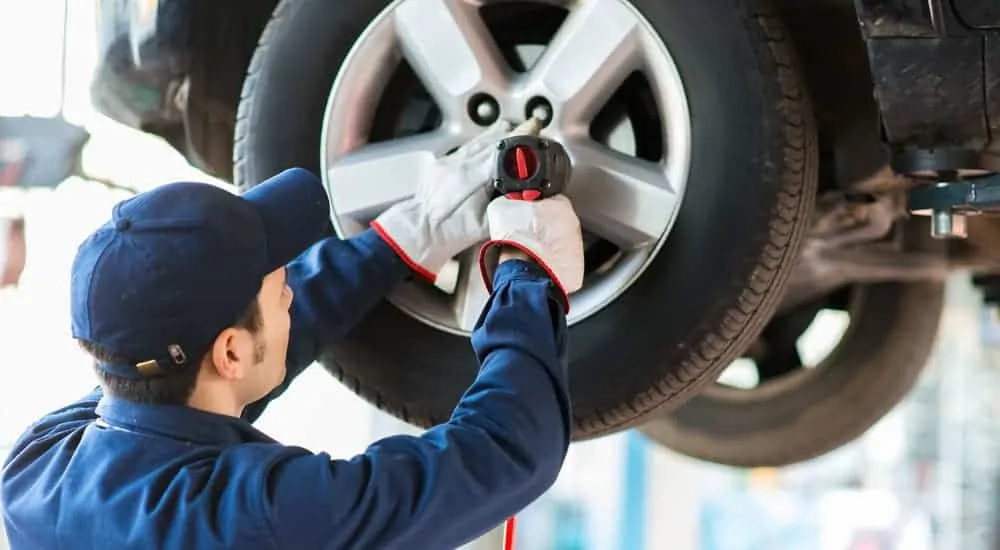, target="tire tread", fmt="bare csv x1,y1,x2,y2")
576,4,818,435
